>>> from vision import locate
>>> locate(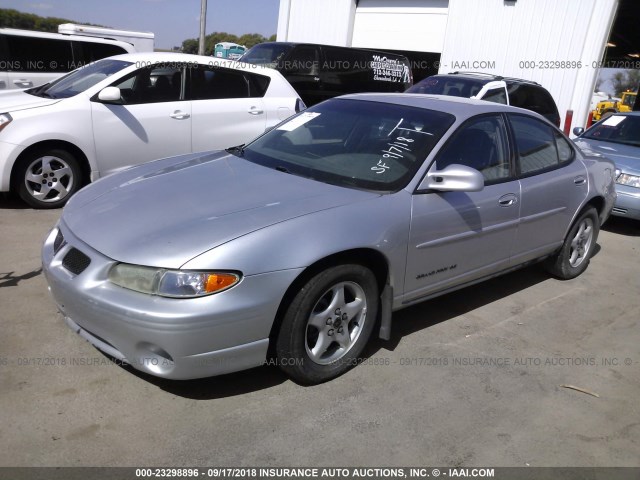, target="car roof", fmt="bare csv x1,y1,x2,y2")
338,92,546,120
431,72,543,87
107,52,277,77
